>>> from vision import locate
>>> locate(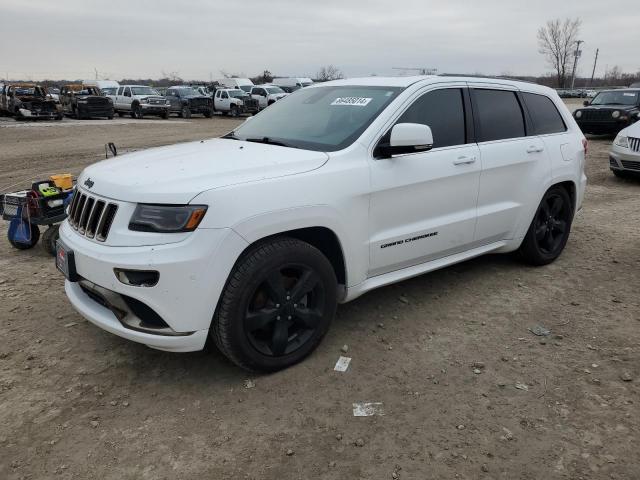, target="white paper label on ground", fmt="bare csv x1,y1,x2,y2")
331,97,372,107
353,402,384,417
334,356,351,372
